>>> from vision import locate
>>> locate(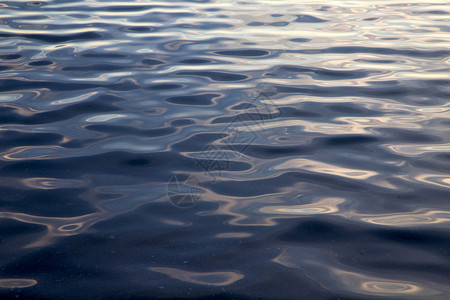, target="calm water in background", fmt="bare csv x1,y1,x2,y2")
1,0,449,299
